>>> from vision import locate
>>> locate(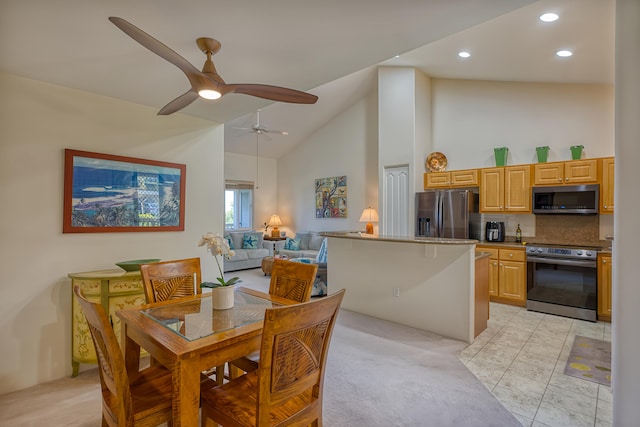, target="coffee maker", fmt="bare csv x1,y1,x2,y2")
485,221,505,242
